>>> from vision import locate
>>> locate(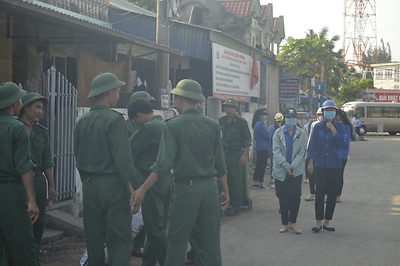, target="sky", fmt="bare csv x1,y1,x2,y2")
262,0,400,62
